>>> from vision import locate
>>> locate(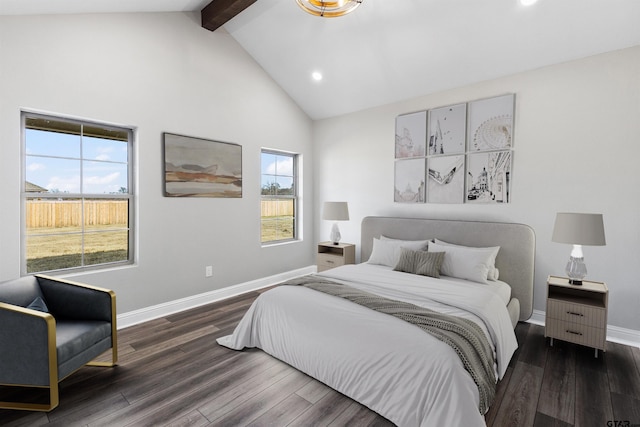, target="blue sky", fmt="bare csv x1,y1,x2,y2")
261,152,294,192
25,129,129,194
